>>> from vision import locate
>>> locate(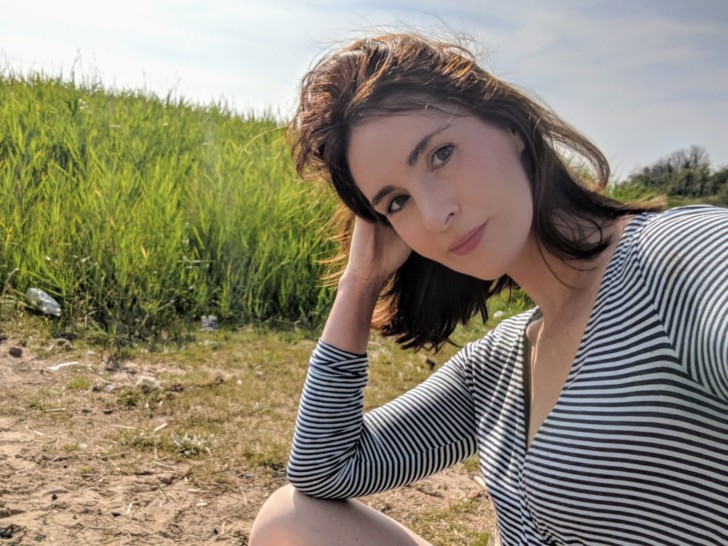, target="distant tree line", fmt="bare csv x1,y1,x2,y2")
620,145,728,207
